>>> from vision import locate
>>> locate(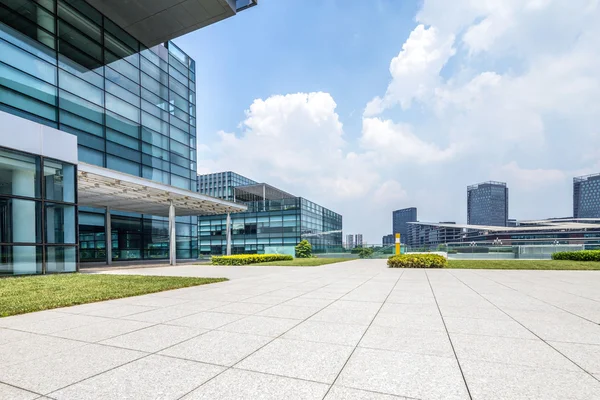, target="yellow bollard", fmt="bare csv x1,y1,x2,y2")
395,233,401,255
